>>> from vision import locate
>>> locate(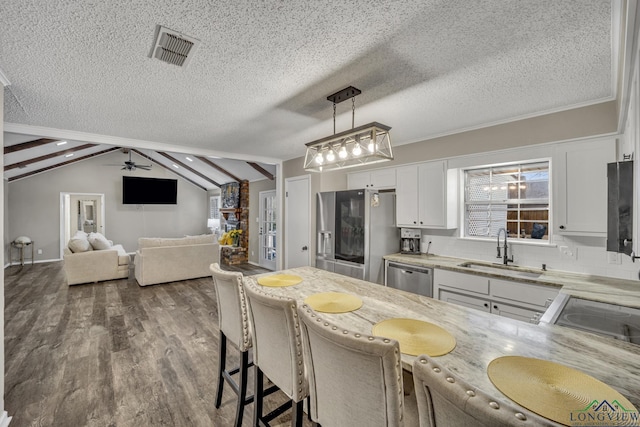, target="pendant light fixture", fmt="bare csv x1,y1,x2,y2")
303,86,393,172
